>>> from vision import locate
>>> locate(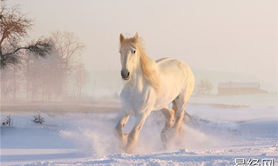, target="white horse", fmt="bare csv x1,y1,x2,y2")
115,33,195,153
